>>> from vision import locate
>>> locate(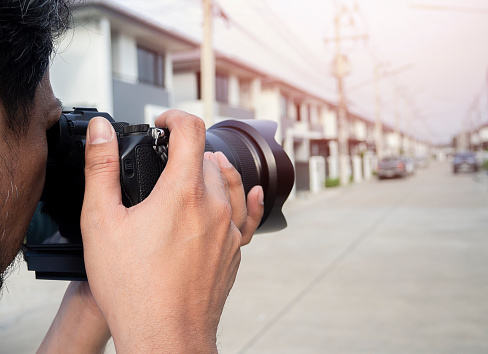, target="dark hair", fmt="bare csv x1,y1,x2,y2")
0,0,72,135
